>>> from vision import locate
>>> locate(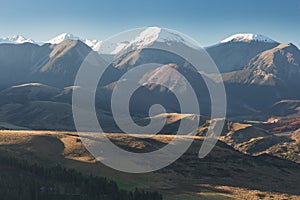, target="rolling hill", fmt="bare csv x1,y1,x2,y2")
0,130,299,199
